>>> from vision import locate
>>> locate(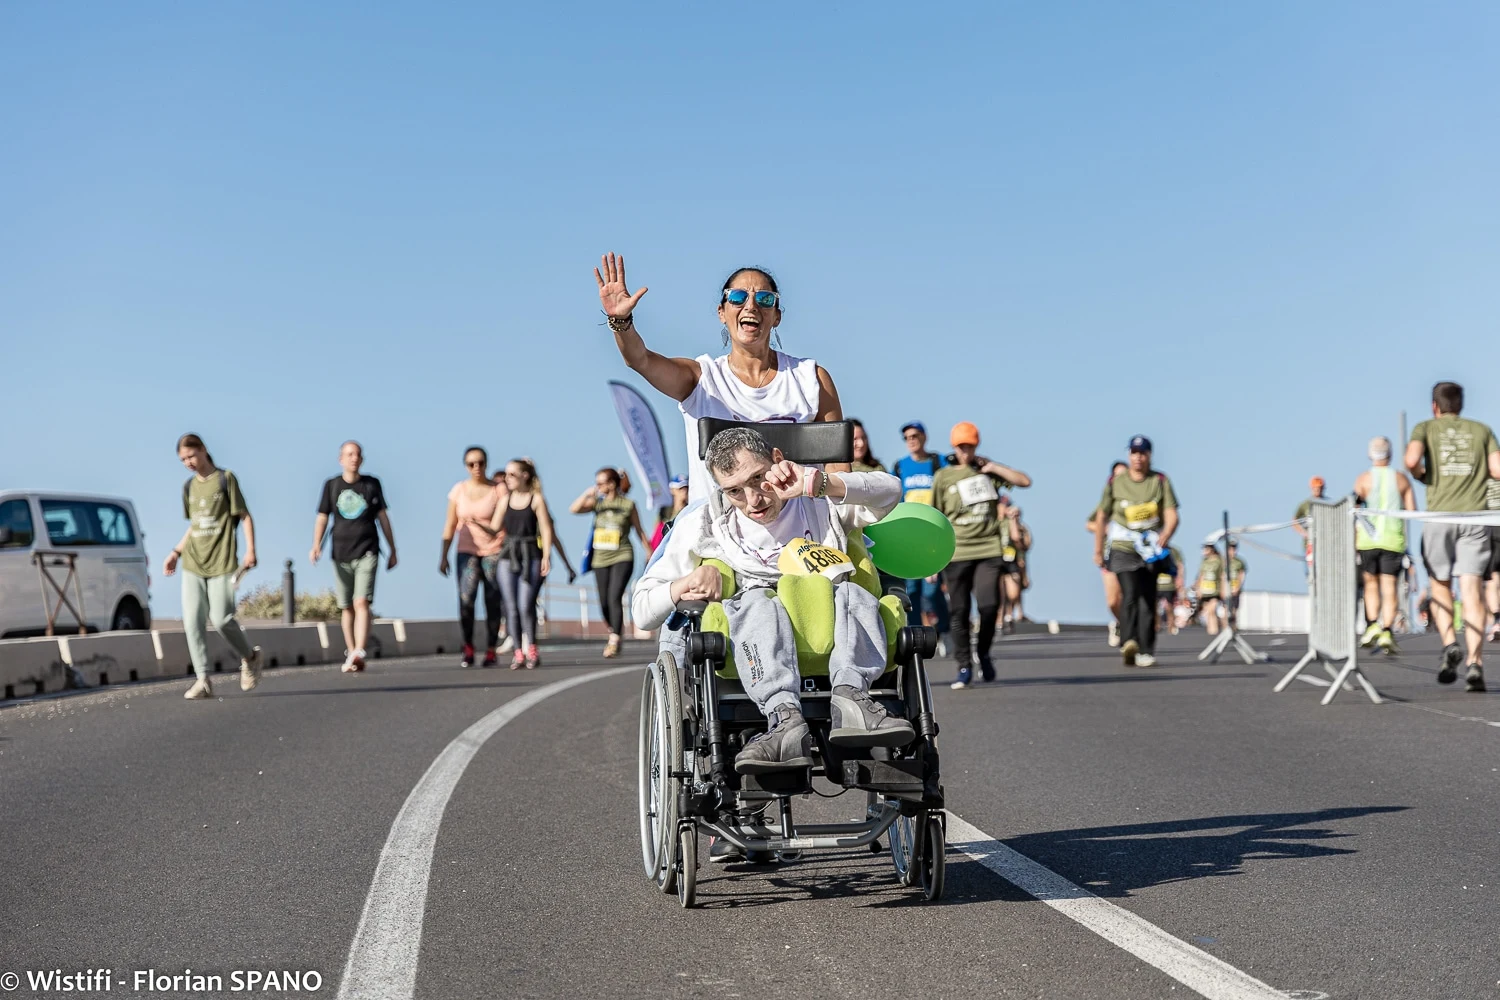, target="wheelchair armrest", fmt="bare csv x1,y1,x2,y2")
666,602,706,632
